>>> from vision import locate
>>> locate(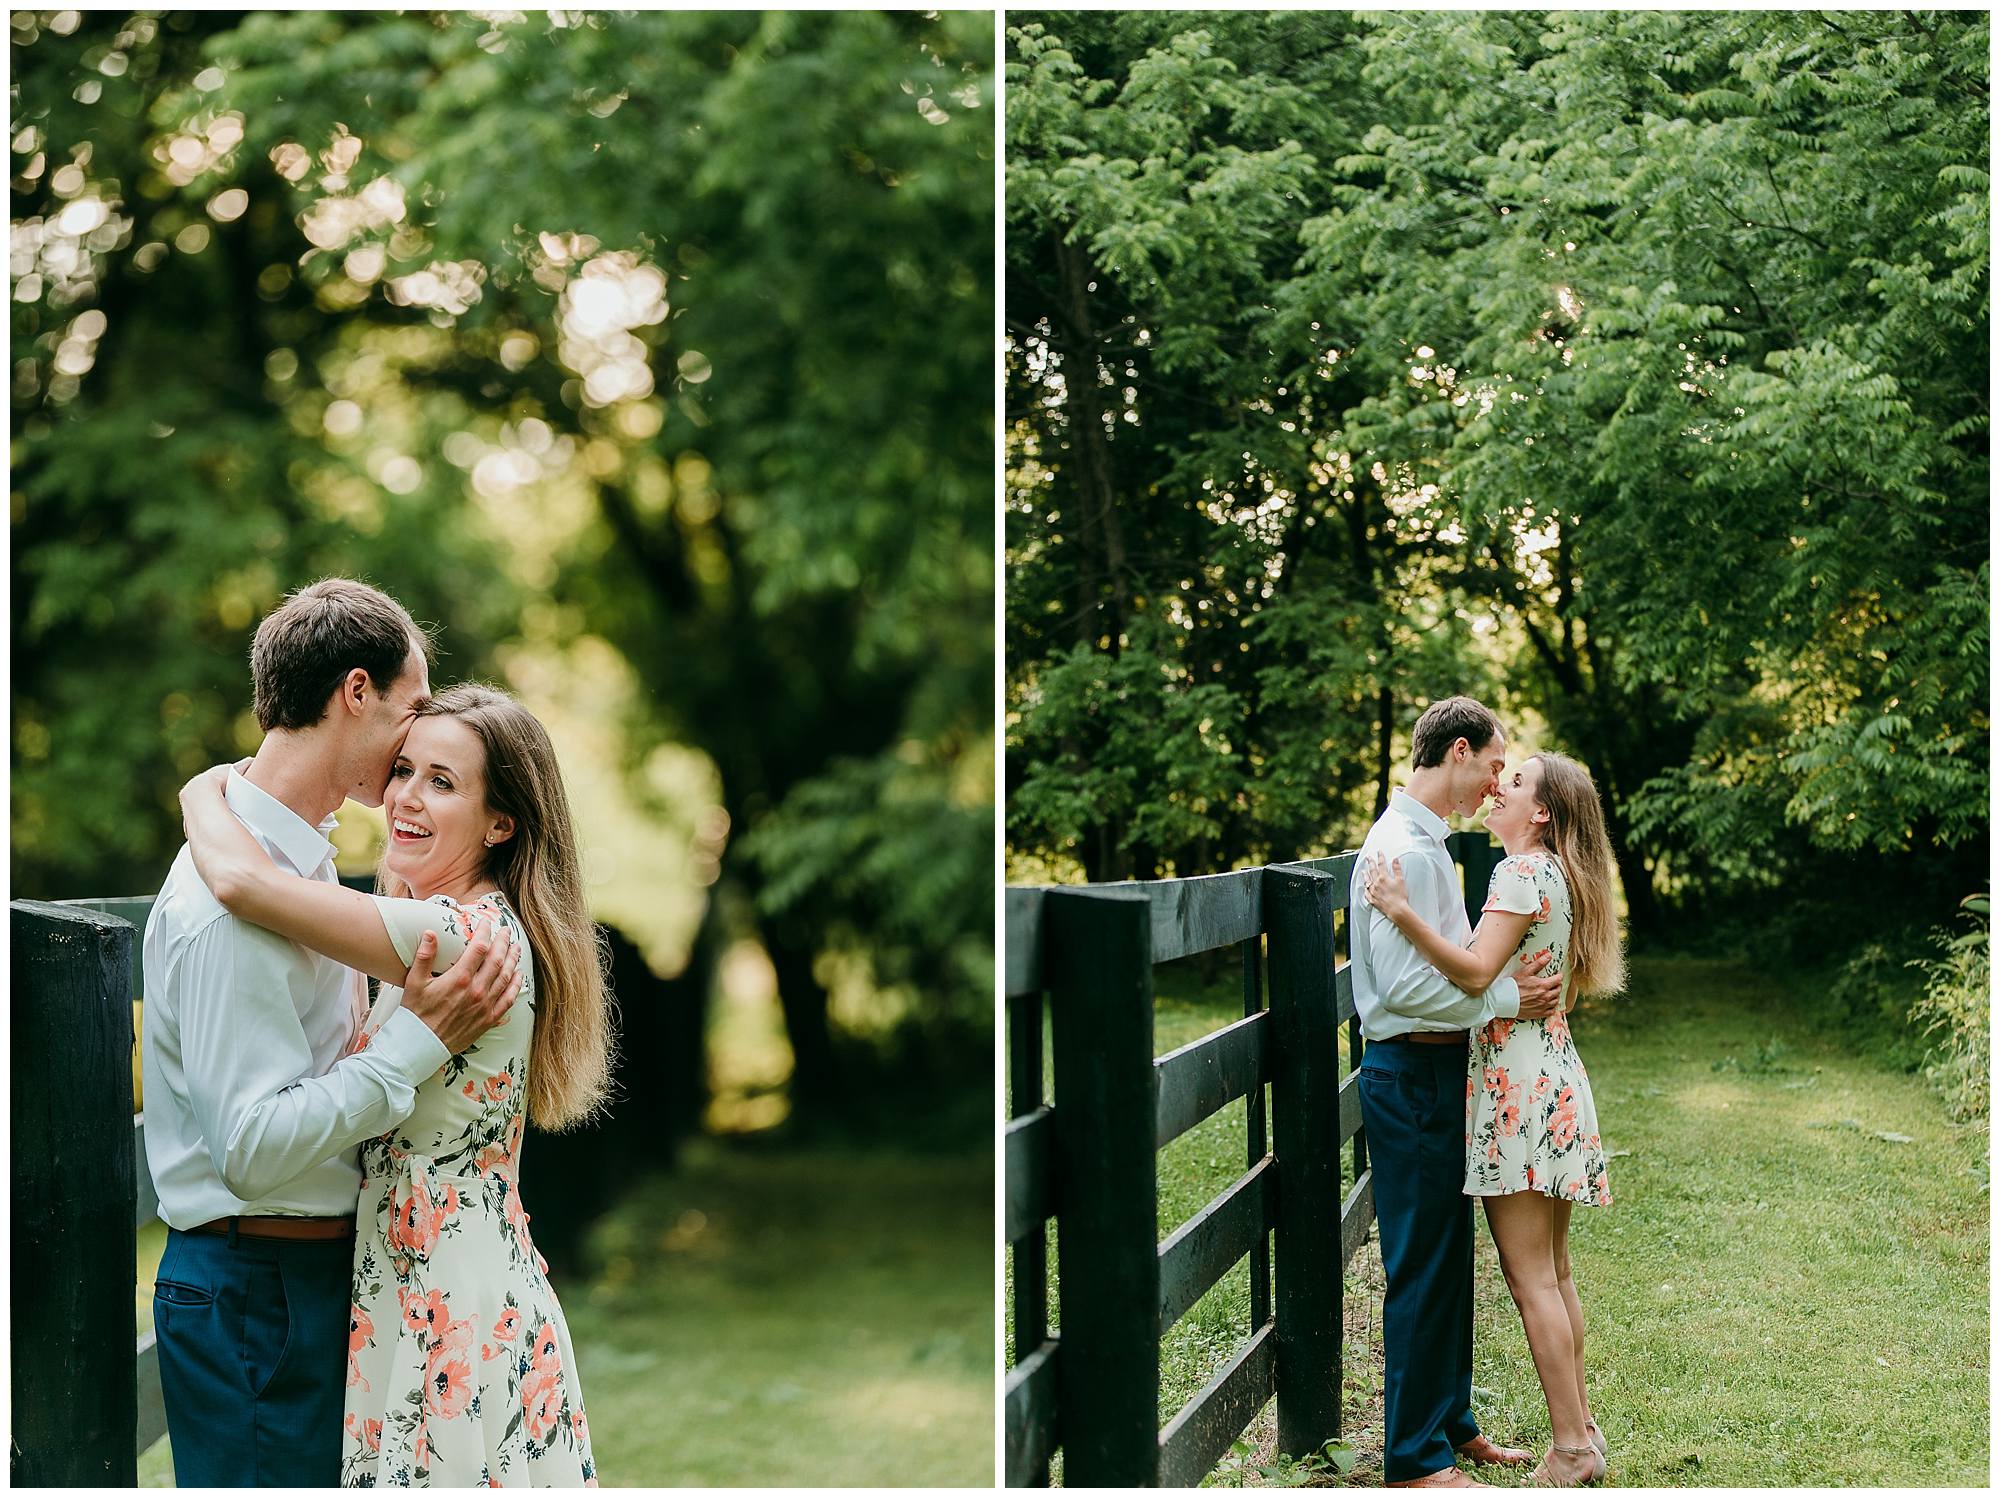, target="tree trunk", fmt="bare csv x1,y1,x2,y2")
1600,796,1664,936
1053,234,1130,651
765,919,839,1117
1374,685,1394,820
